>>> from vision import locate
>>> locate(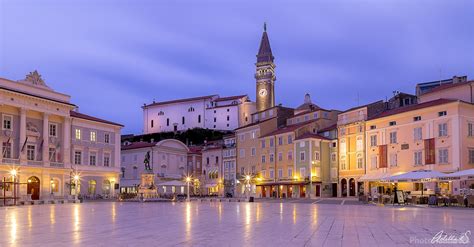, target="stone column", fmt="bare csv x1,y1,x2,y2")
42,113,50,166
62,116,71,165
355,178,359,197
19,108,27,162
